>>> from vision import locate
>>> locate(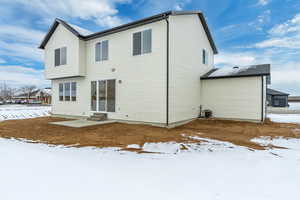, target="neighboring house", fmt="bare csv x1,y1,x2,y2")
36,88,52,104
13,88,52,104
267,88,289,107
39,10,270,126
